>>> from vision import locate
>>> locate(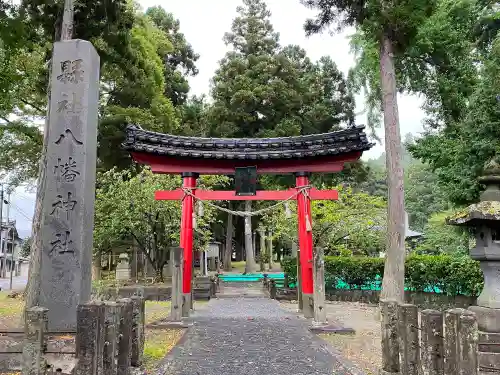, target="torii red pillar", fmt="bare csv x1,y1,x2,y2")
180,172,197,316
296,172,314,318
